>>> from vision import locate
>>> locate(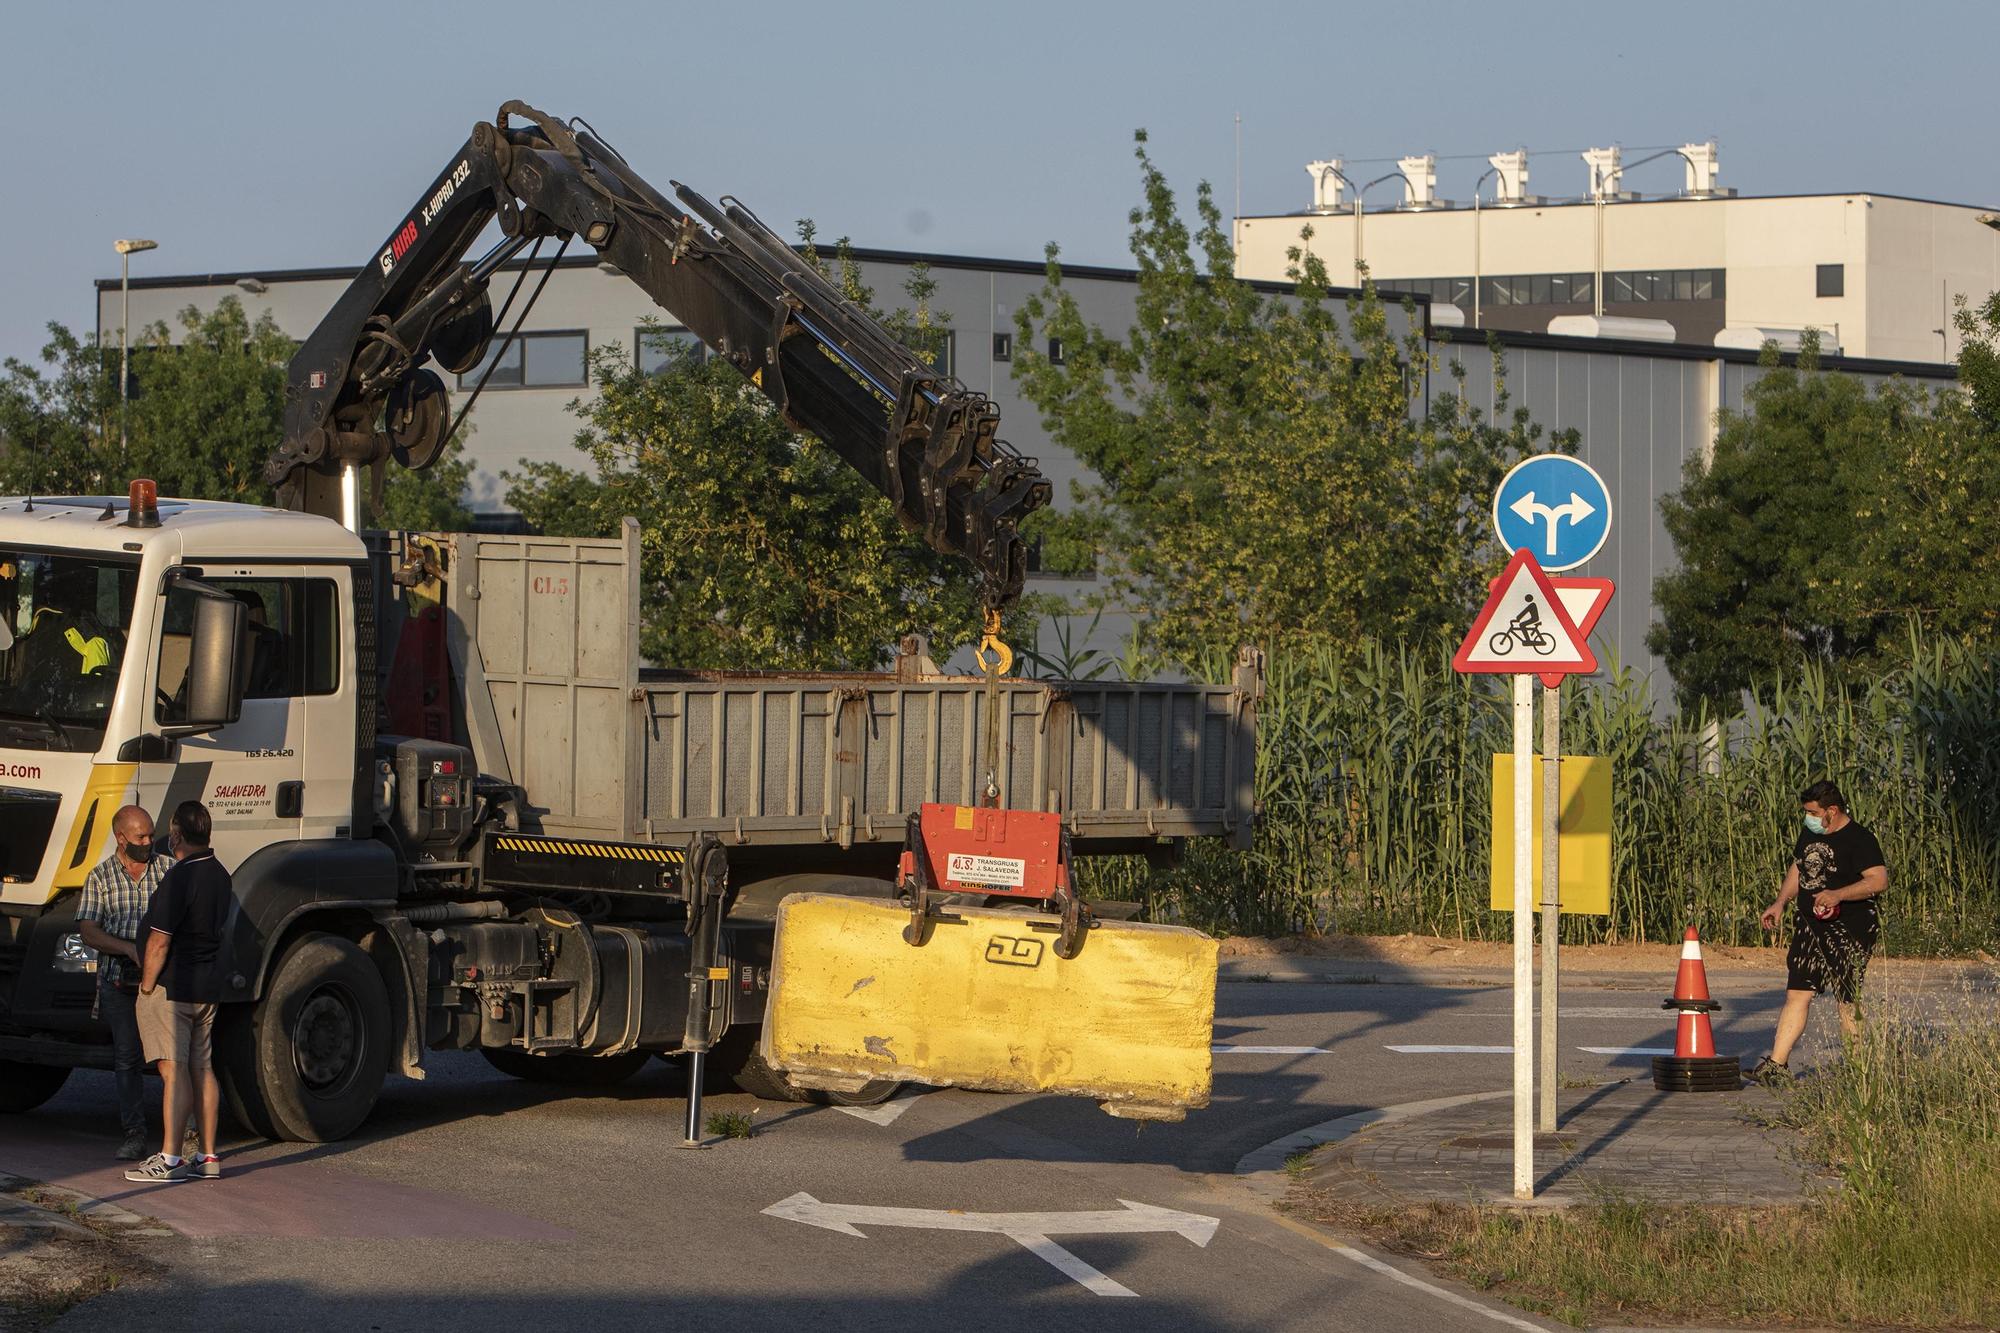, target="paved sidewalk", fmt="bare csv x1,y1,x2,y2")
1300,1079,1822,1207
